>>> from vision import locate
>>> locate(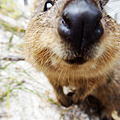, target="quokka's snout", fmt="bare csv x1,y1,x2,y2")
58,0,104,64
